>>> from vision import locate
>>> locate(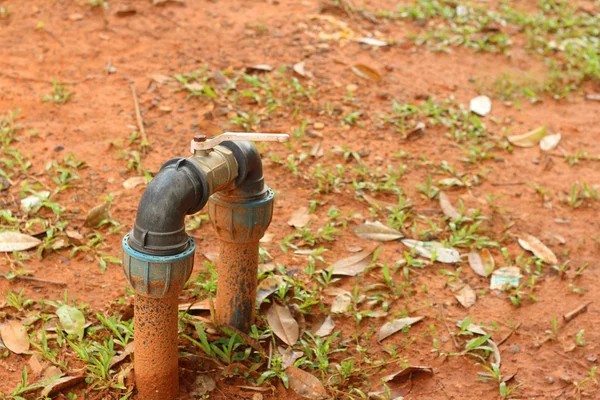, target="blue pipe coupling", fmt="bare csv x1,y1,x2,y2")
122,233,195,298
